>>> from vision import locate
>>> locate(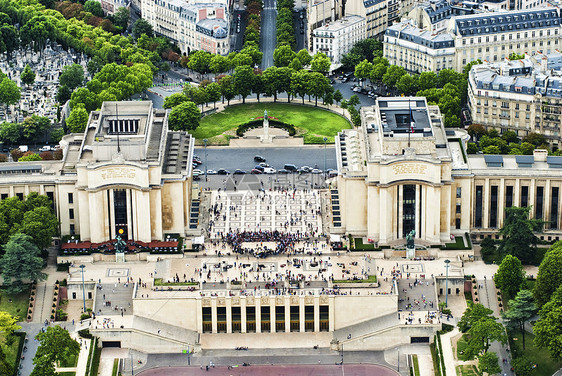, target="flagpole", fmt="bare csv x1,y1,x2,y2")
408,99,411,148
